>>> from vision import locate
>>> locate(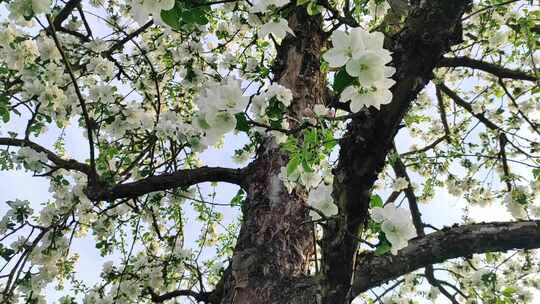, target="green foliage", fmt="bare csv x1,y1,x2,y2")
332,67,356,94
231,189,247,217
161,2,211,31
370,195,383,208
0,94,9,123
0,243,15,261
306,2,321,15
284,126,337,176
266,97,287,129
287,154,302,175
235,113,250,132
374,233,391,256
